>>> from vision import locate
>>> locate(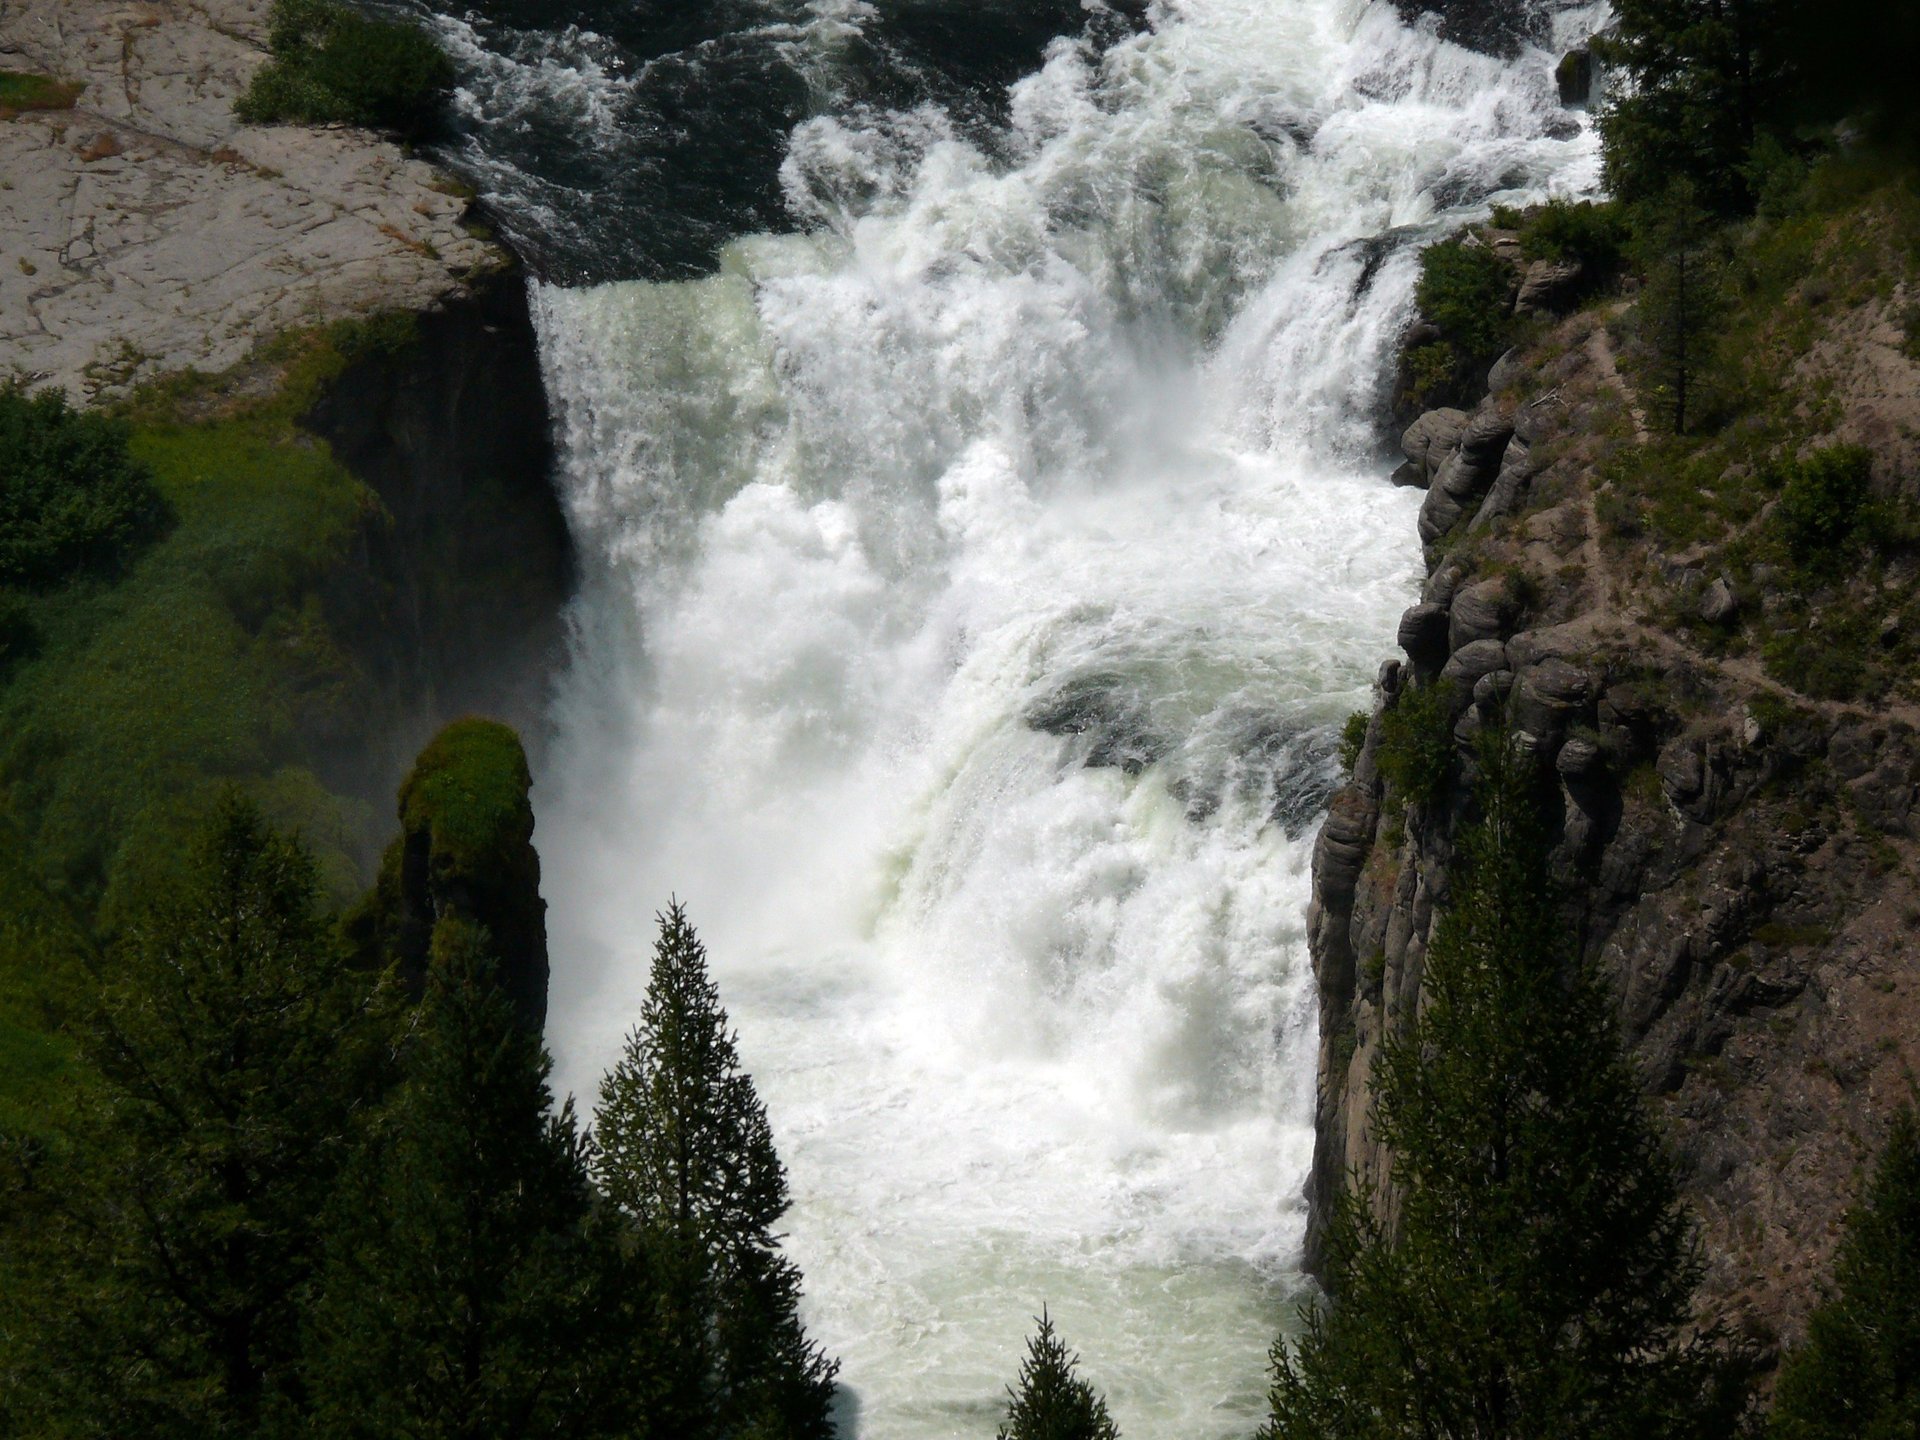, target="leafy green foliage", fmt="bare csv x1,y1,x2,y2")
1339,710,1370,776
1401,238,1516,410
236,0,453,139
1598,0,1790,213
1375,681,1456,810
1521,200,1627,271
0,388,167,589
1631,181,1729,435
0,799,389,1439
593,903,839,1440
1769,445,1875,566
1770,1108,1920,1440
1263,740,1747,1440
997,1310,1120,1440
305,919,644,1440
